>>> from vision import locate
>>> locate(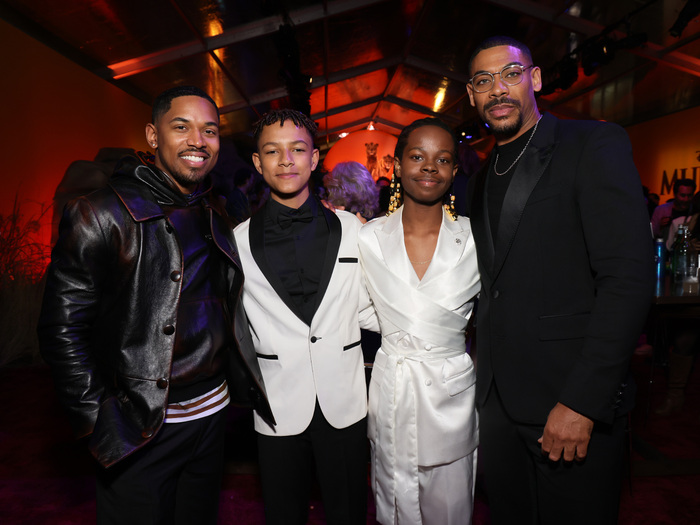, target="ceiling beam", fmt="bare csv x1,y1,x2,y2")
483,0,700,77
103,0,388,79
219,57,400,114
